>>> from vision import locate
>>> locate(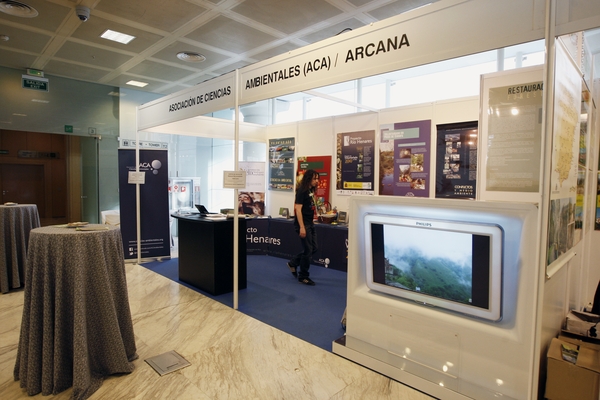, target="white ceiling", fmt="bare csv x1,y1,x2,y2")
0,0,438,96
